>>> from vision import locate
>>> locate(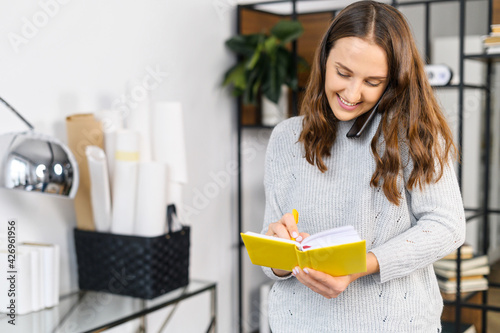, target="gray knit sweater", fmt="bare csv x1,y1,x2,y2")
261,115,465,332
